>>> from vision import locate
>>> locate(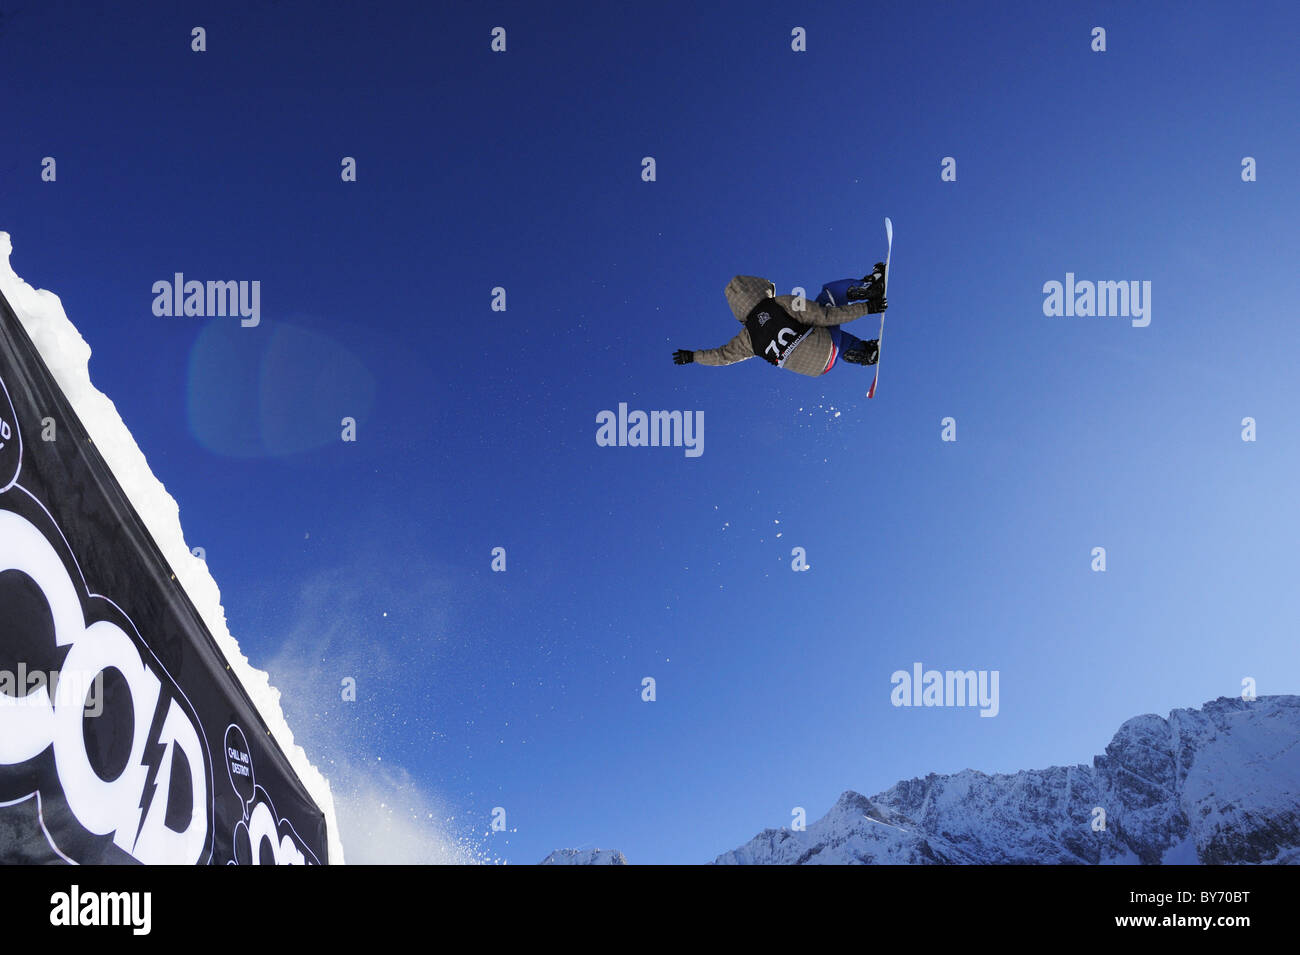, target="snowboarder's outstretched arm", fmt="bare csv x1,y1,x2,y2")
773,294,878,327
685,328,755,366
